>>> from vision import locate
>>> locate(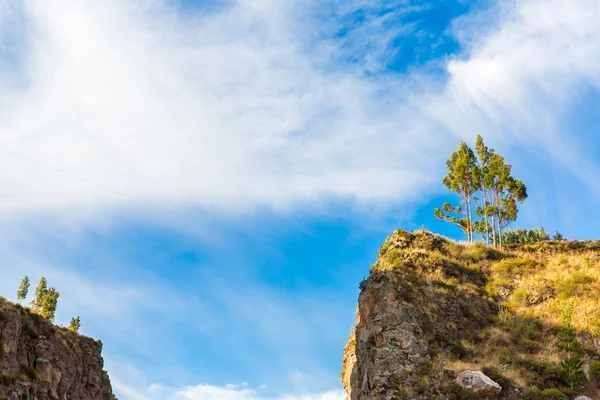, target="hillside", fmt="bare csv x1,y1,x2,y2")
342,230,600,399
0,297,115,400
